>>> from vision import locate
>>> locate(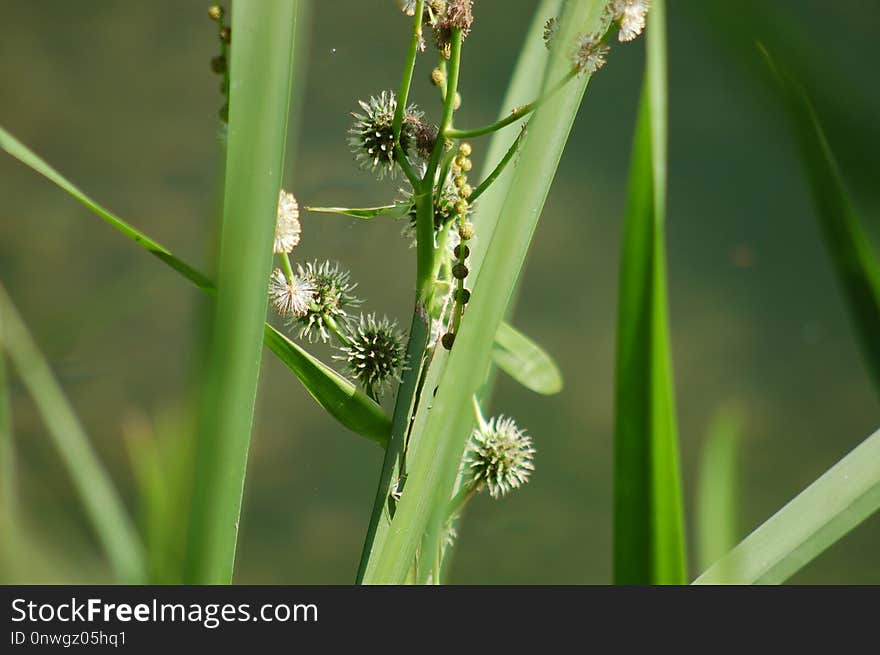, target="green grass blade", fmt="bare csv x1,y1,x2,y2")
264,325,390,445
492,321,563,395
361,0,609,584
0,284,146,583
694,426,880,584
0,127,213,292
0,324,18,578
184,0,299,584
696,406,743,572
761,46,880,395
305,203,412,219
0,126,390,445
613,0,687,585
